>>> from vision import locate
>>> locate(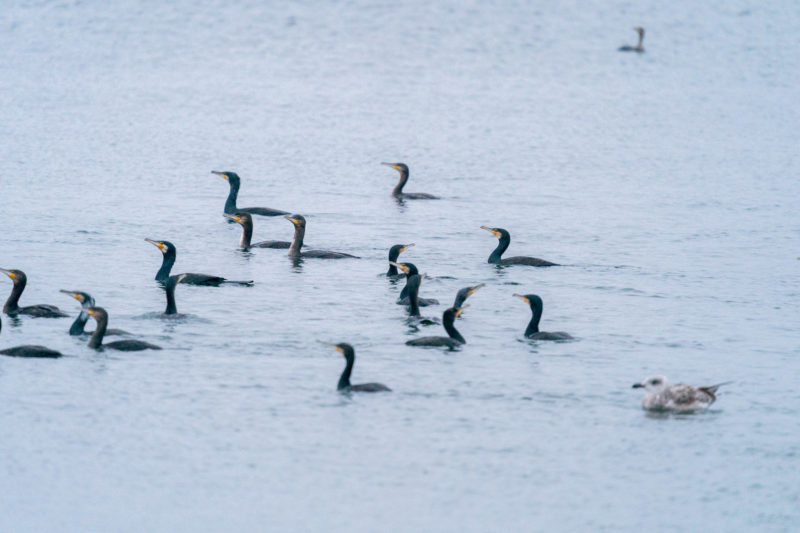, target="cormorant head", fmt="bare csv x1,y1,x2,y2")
86,306,109,321
381,162,409,175
223,212,252,225
284,214,307,228
0,268,26,285
635,27,644,37
388,261,418,276
145,238,177,256
321,341,355,359
513,293,543,311
388,243,415,260
465,283,485,298
443,306,467,322
480,226,510,241
212,171,241,188
60,290,95,307
633,375,668,392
